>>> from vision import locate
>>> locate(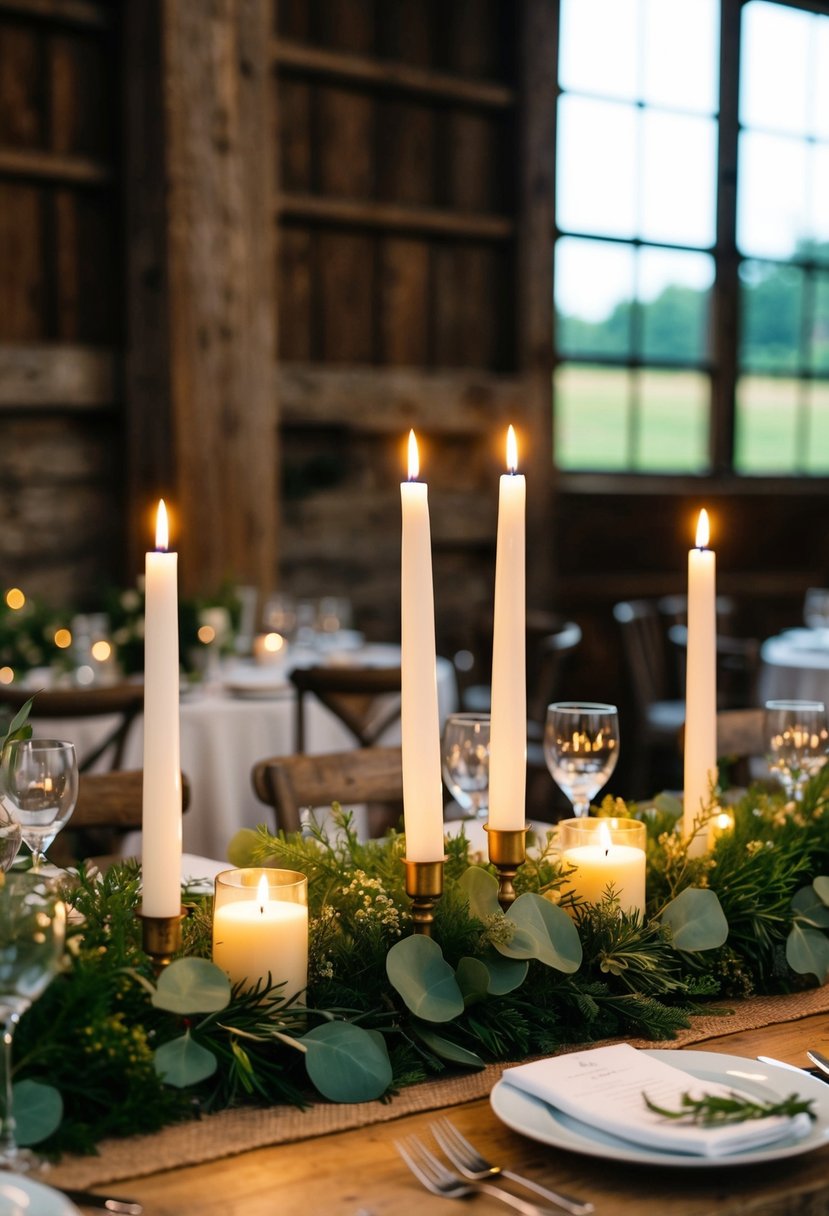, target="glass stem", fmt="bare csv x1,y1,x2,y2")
0,1013,20,1160
572,800,590,818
